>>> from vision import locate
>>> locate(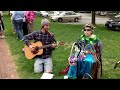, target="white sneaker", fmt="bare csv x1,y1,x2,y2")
64,75,68,79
